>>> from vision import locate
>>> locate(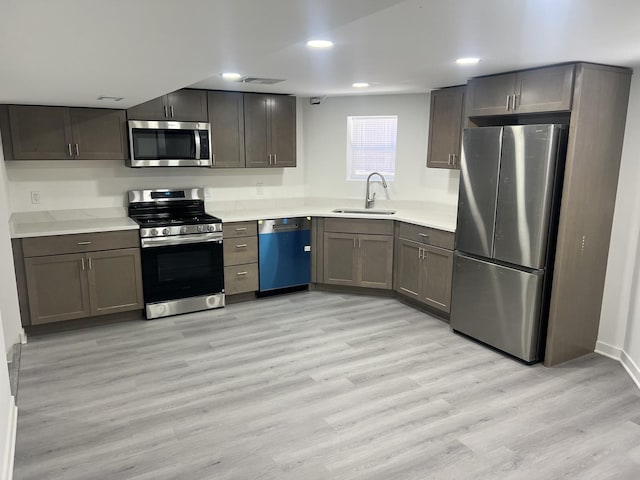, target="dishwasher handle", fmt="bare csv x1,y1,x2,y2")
259,217,311,234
